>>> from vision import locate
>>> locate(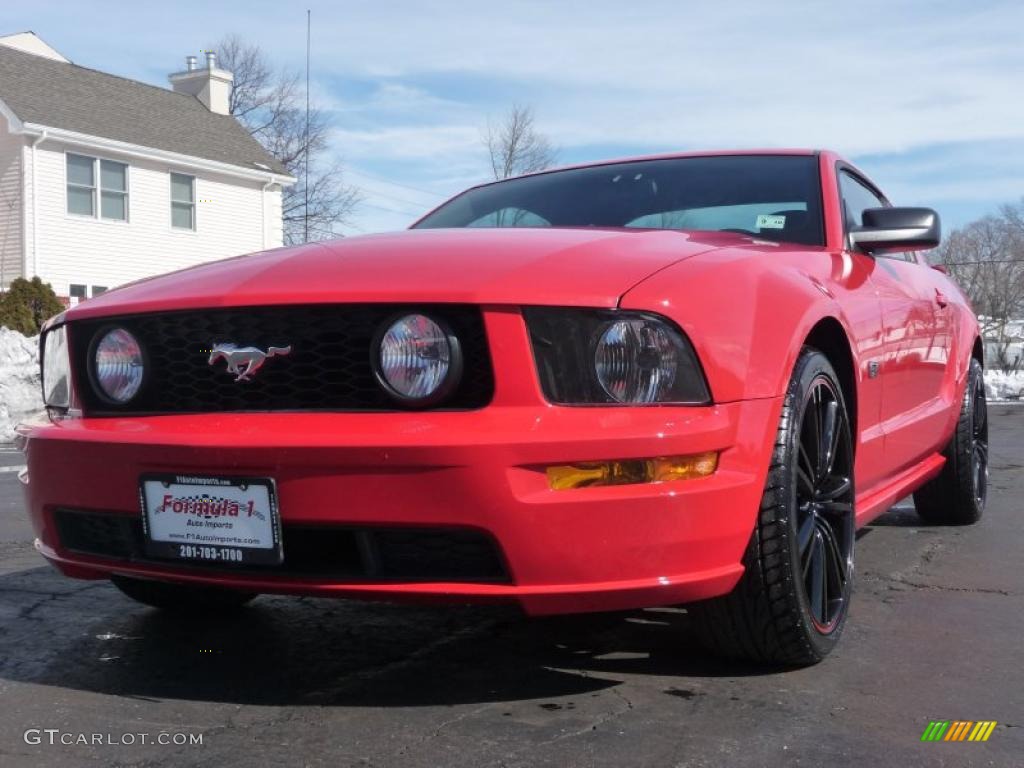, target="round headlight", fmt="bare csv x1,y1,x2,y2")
595,317,685,403
92,327,145,403
375,314,462,405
